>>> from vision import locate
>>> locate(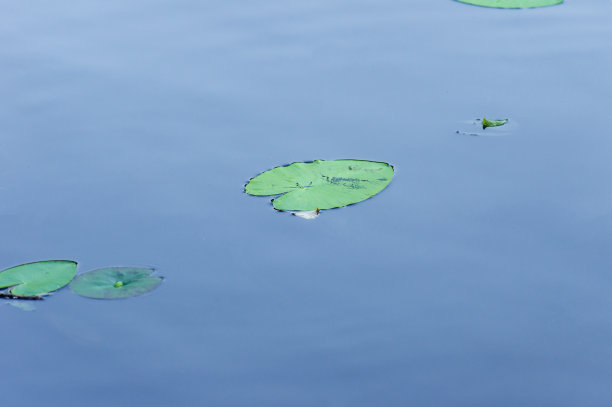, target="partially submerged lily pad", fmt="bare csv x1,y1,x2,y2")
456,117,515,137
482,118,508,129
245,159,394,211
69,267,163,299
455,0,562,8
0,260,77,297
